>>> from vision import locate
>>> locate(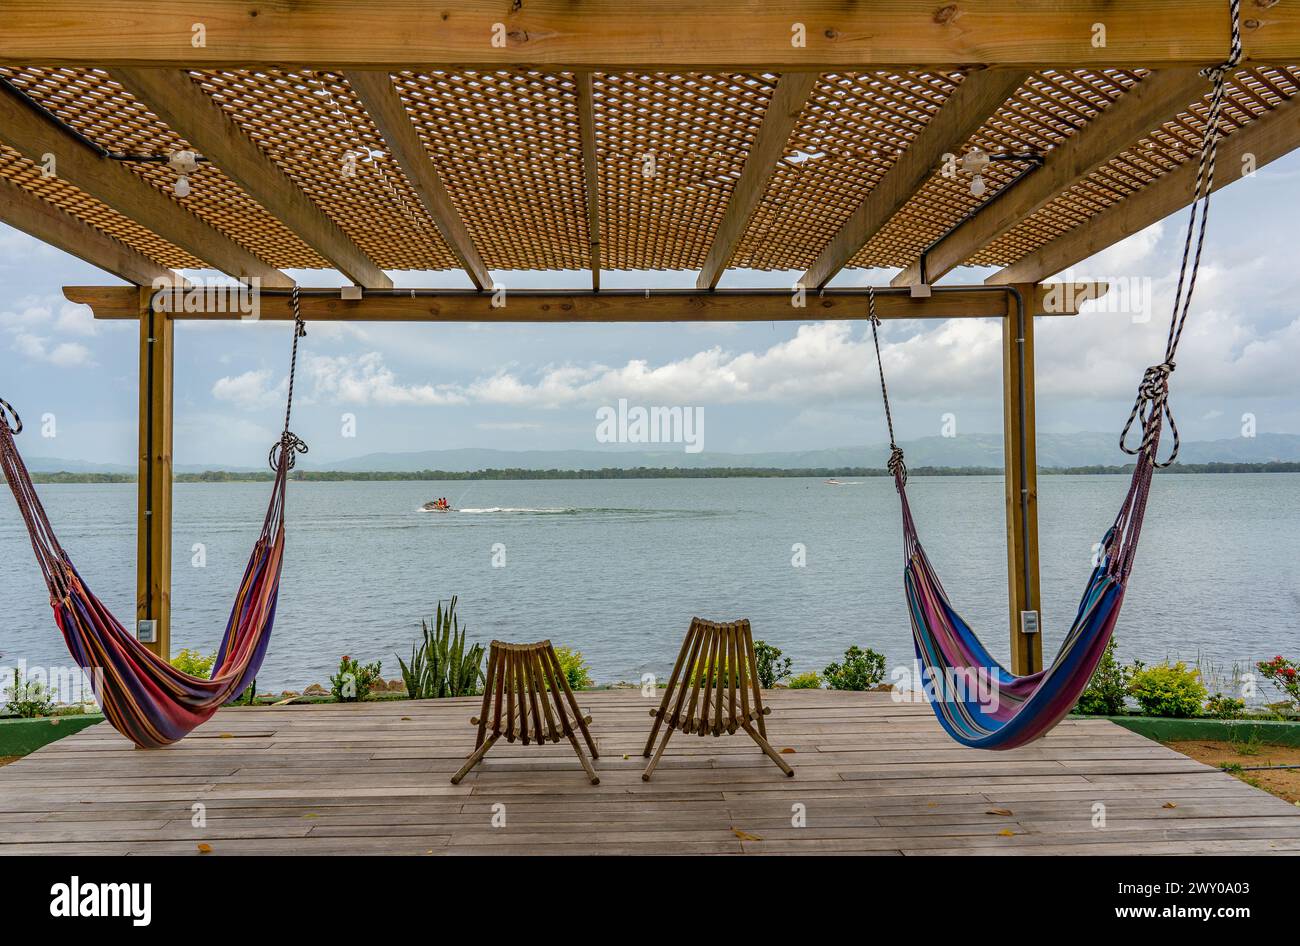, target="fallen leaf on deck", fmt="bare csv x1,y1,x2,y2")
401,717,412,721
780,747,796,754
219,733,234,739
196,843,212,854
986,807,1014,816
1162,802,1178,809
731,827,763,841
998,829,1015,837
302,812,319,819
